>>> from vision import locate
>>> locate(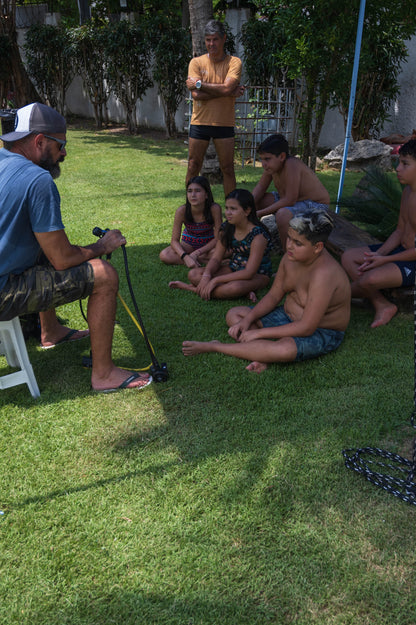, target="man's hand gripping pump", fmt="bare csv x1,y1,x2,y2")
90,227,169,383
